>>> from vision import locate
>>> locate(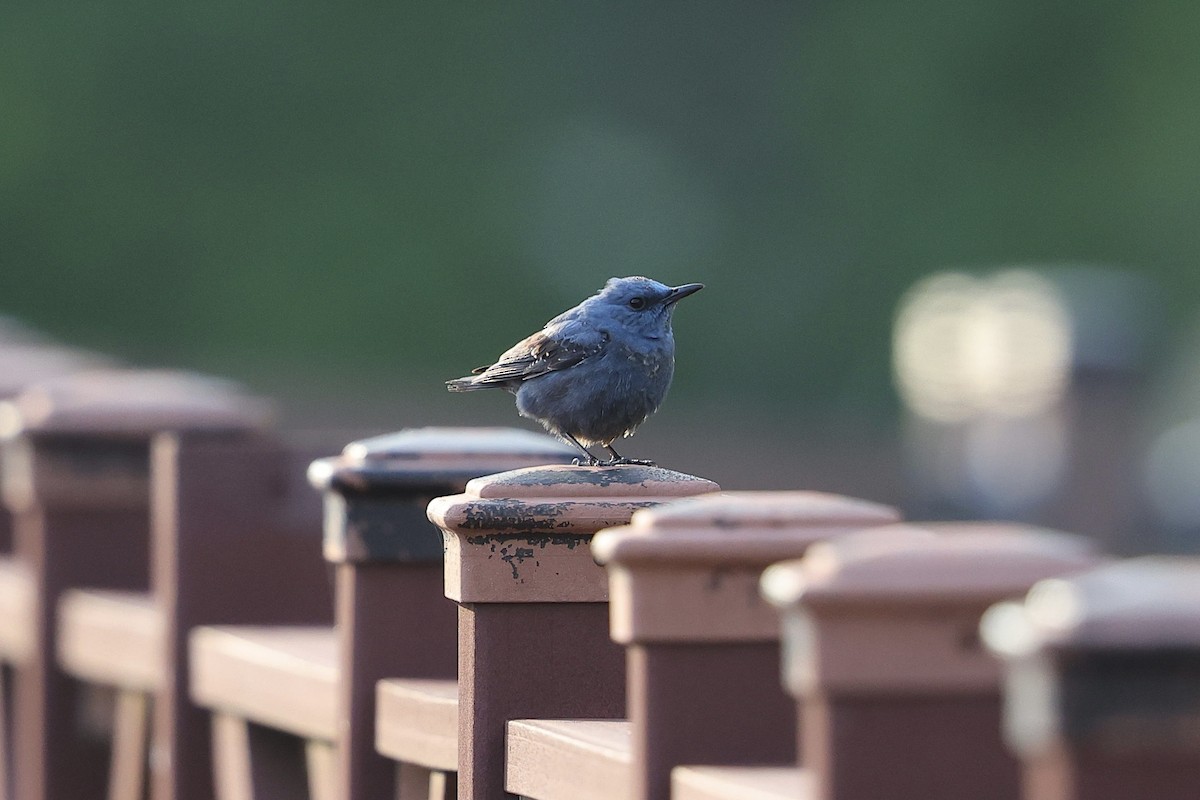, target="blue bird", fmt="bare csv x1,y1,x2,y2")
447,276,704,466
